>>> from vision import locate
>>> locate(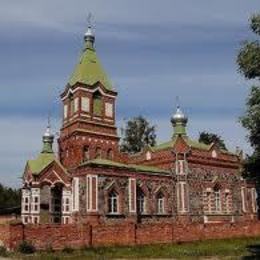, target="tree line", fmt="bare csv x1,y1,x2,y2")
0,183,21,209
